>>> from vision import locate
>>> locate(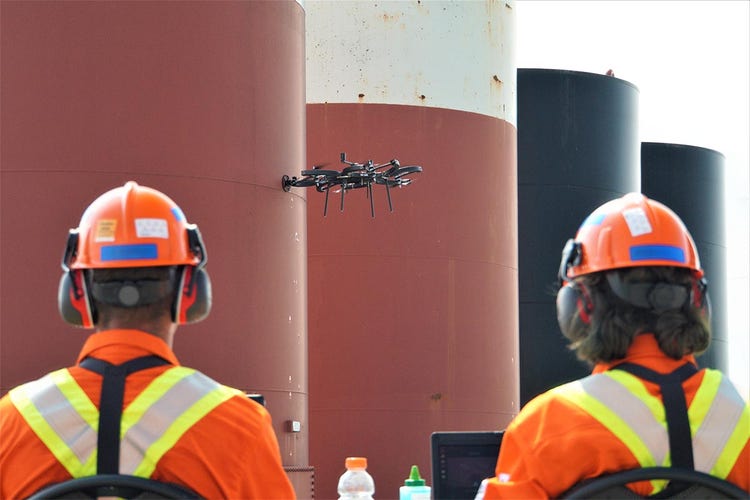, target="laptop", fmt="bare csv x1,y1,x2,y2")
430,431,504,500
